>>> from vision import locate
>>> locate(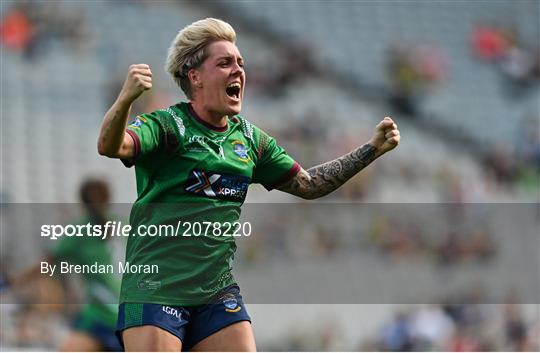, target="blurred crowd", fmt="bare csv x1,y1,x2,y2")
0,279,68,349
471,23,540,98
380,23,539,200
266,110,539,202
366,216,496,266
1,1,88,60
369,302,539,351
248,42,320,98
236,204,499,267
386,43,448,116
246,302,539,352
483,115,540,194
